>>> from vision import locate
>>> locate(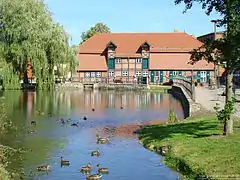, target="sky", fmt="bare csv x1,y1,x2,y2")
44,0,225,46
